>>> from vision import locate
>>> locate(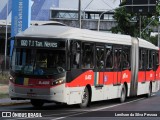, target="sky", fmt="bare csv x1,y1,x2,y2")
0,0,121,20
59,0,120,10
